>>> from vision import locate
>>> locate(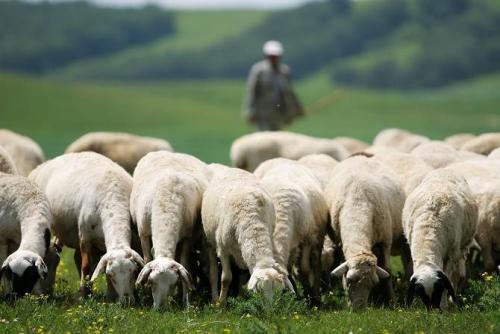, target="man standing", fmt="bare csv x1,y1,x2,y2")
243,40,304,131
